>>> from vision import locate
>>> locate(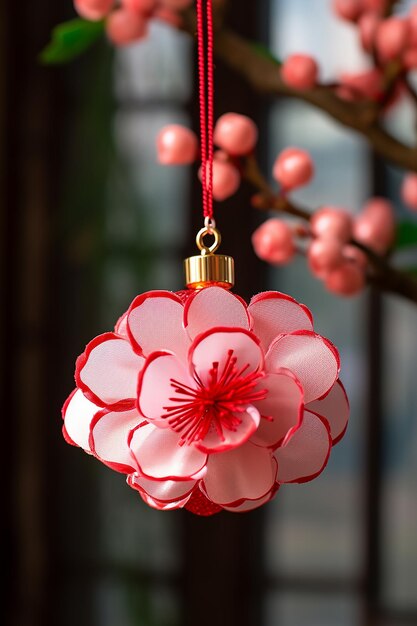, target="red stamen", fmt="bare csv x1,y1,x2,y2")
162,350,267,446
